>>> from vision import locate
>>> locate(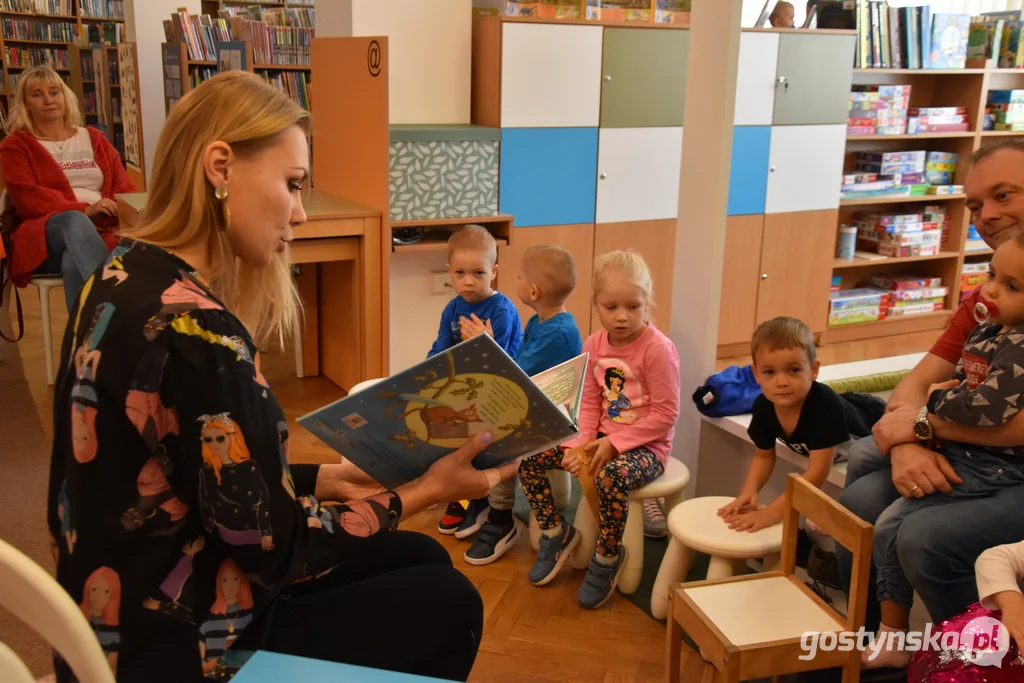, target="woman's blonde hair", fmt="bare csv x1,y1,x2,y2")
592,250,655,323
6,66,83,135
122,71,307,346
